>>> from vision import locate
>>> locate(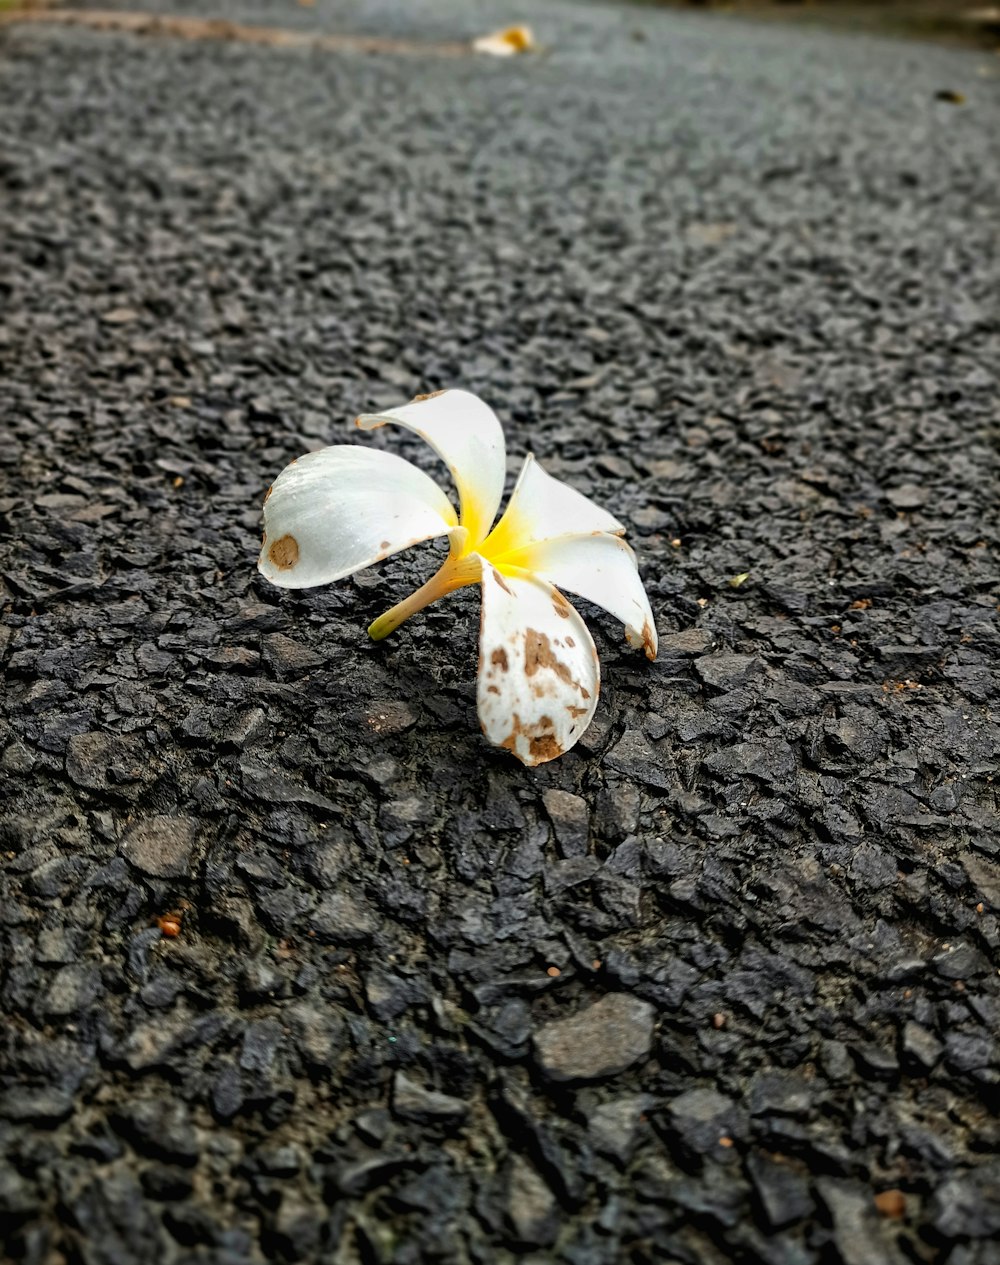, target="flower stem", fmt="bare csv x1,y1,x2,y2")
367,554,480,641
